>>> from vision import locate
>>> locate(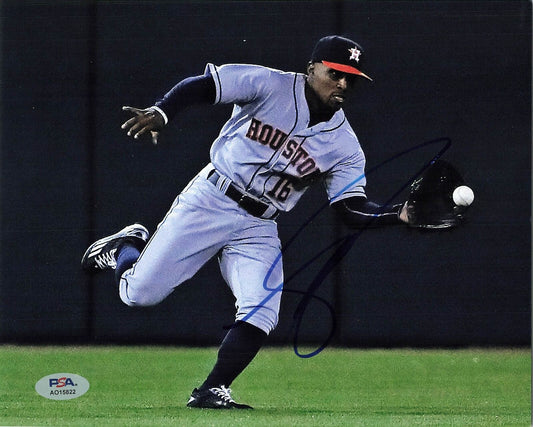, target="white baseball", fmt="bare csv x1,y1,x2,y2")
453,185,474,206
